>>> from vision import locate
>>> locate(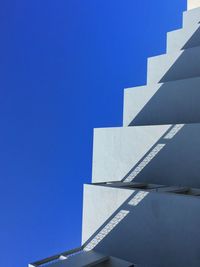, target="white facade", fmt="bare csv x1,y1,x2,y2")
82,6,200,267
30,4,200,267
